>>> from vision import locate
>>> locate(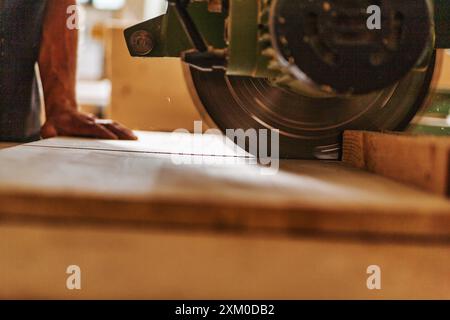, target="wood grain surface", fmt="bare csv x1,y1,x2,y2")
0,132,449,241
0,132,449,299
1,223,449,299
343,131,450,197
